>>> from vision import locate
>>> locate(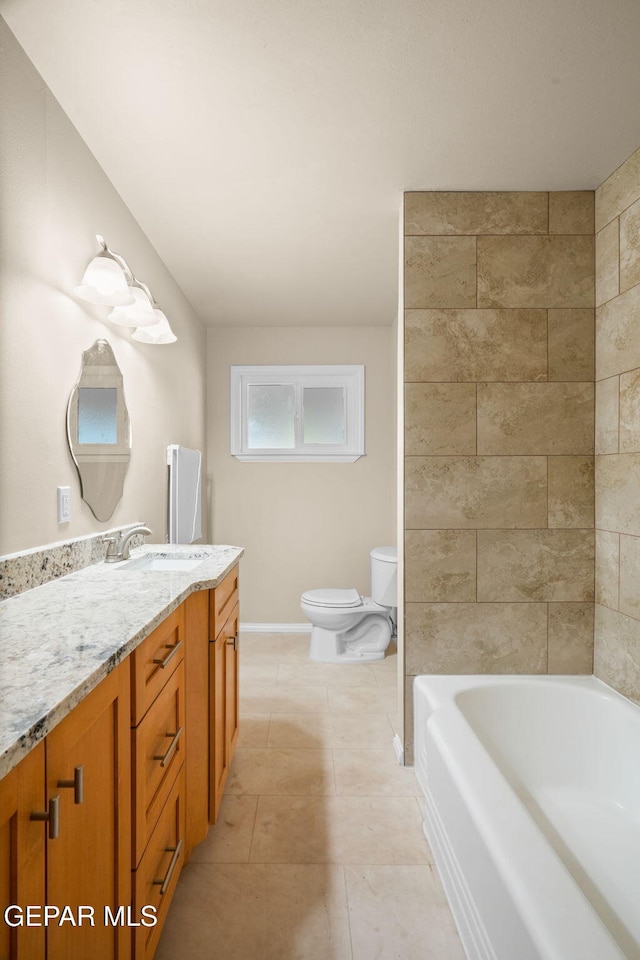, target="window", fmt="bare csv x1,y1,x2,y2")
230,365,365,461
